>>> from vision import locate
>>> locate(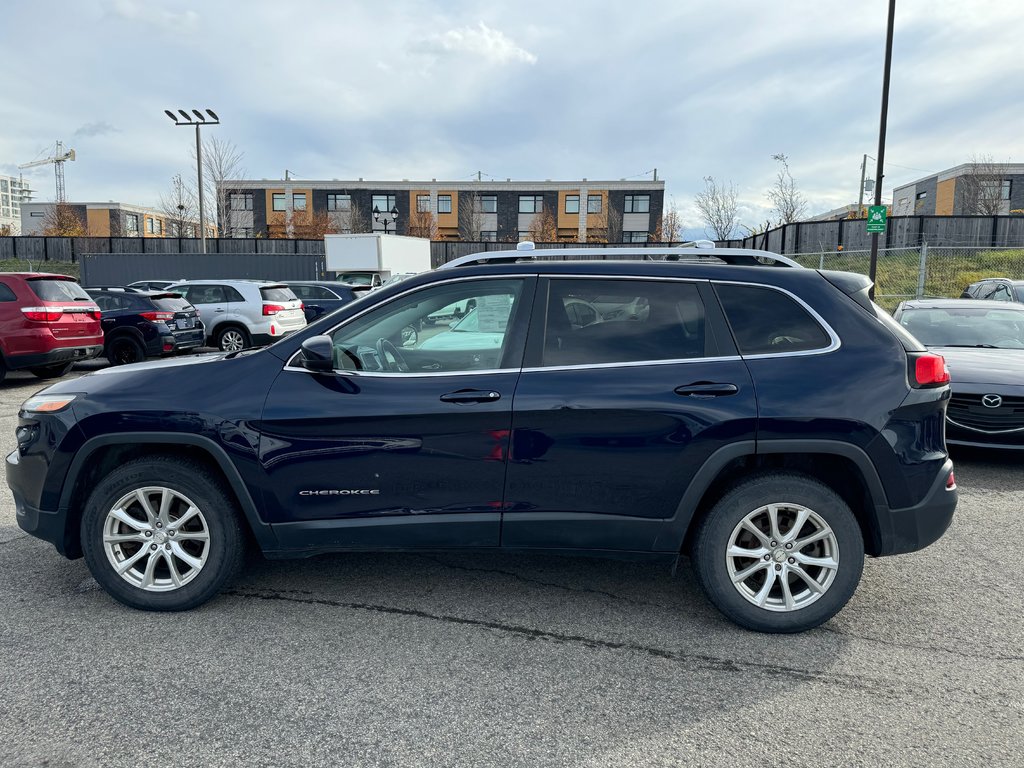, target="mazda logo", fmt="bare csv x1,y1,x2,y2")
982,394,1003,408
